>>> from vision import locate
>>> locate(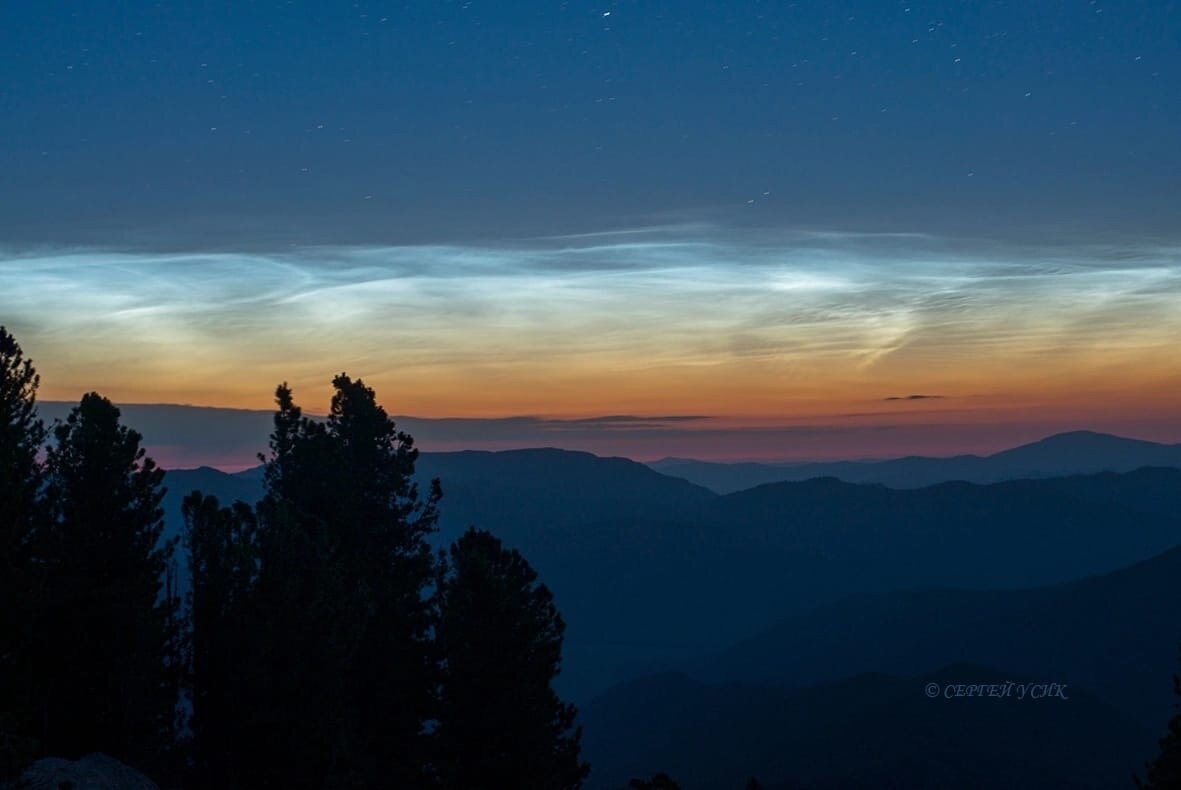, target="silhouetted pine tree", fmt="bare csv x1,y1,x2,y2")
238,376,441,787
182,492,260,786
1138,651,1181,789
434,527,588,790
0,327,47,778
36,393,179,772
